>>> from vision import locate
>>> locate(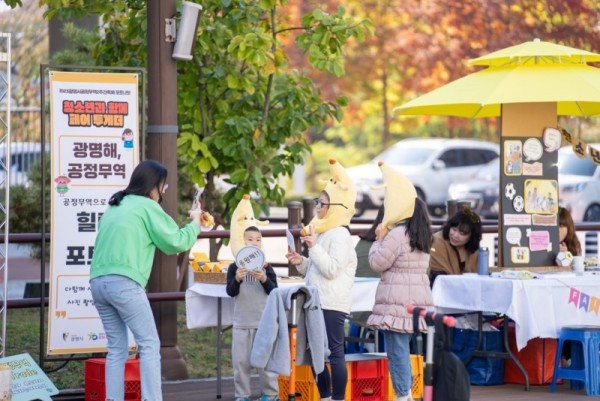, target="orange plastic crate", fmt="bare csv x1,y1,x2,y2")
278,363,351,401
85,358,141,401
386,354,424,400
